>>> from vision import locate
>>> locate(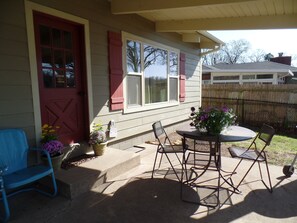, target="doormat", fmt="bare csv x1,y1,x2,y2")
61,154,98,170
